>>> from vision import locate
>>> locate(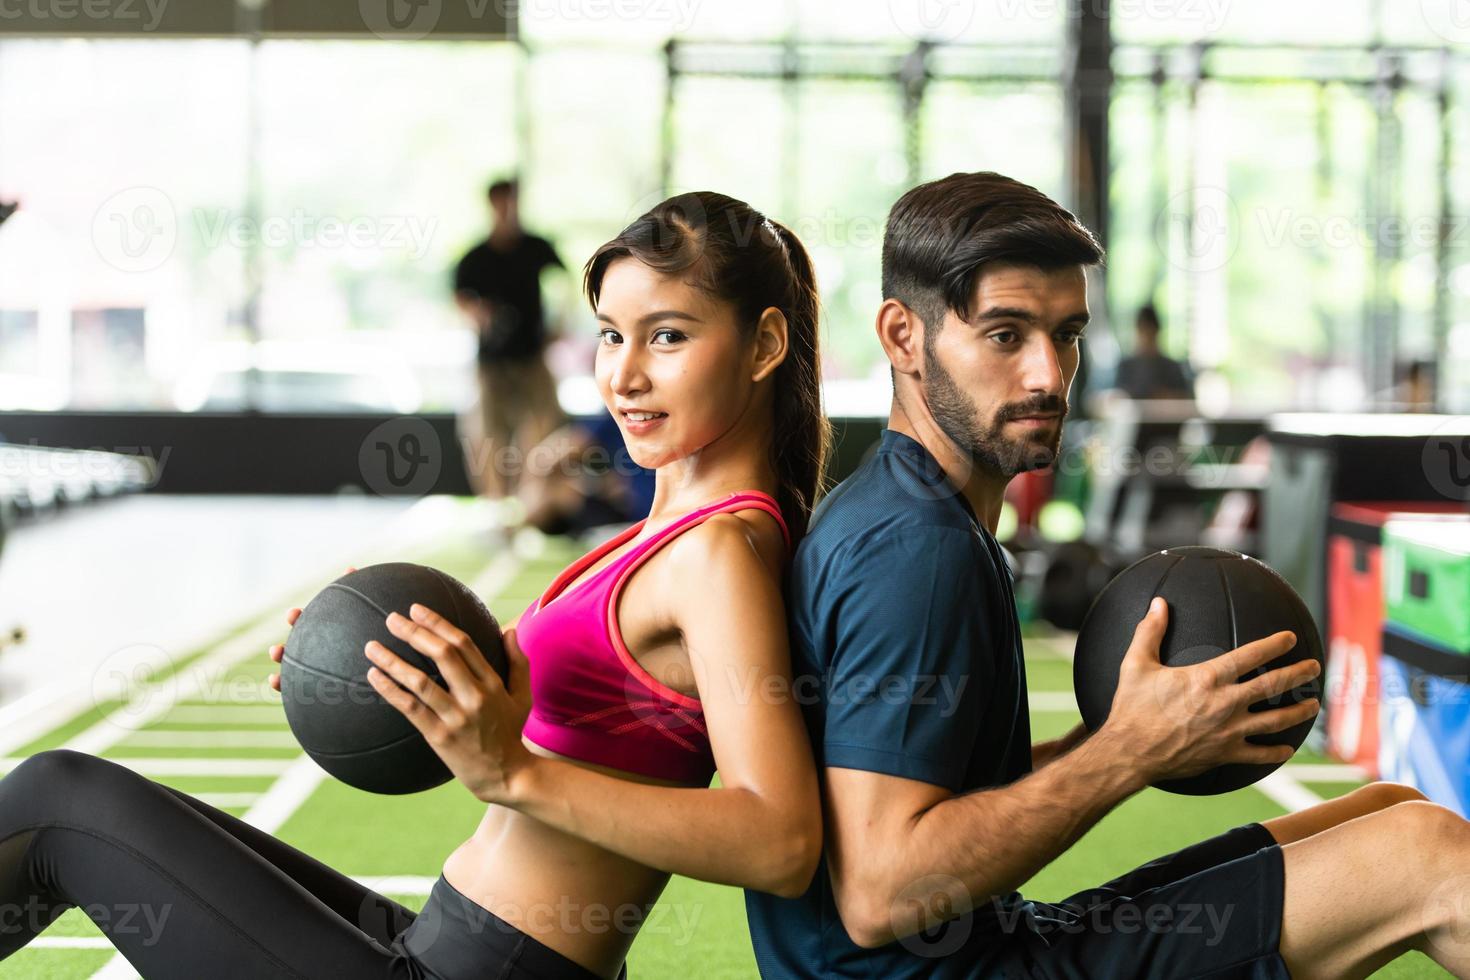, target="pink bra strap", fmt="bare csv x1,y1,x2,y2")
716,491,791,554
614,490,791,570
